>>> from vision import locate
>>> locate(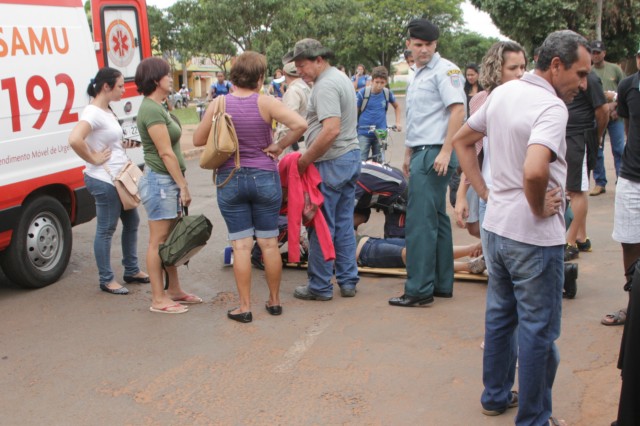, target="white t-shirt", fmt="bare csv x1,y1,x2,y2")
80,105,128,185
467,73,568,247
